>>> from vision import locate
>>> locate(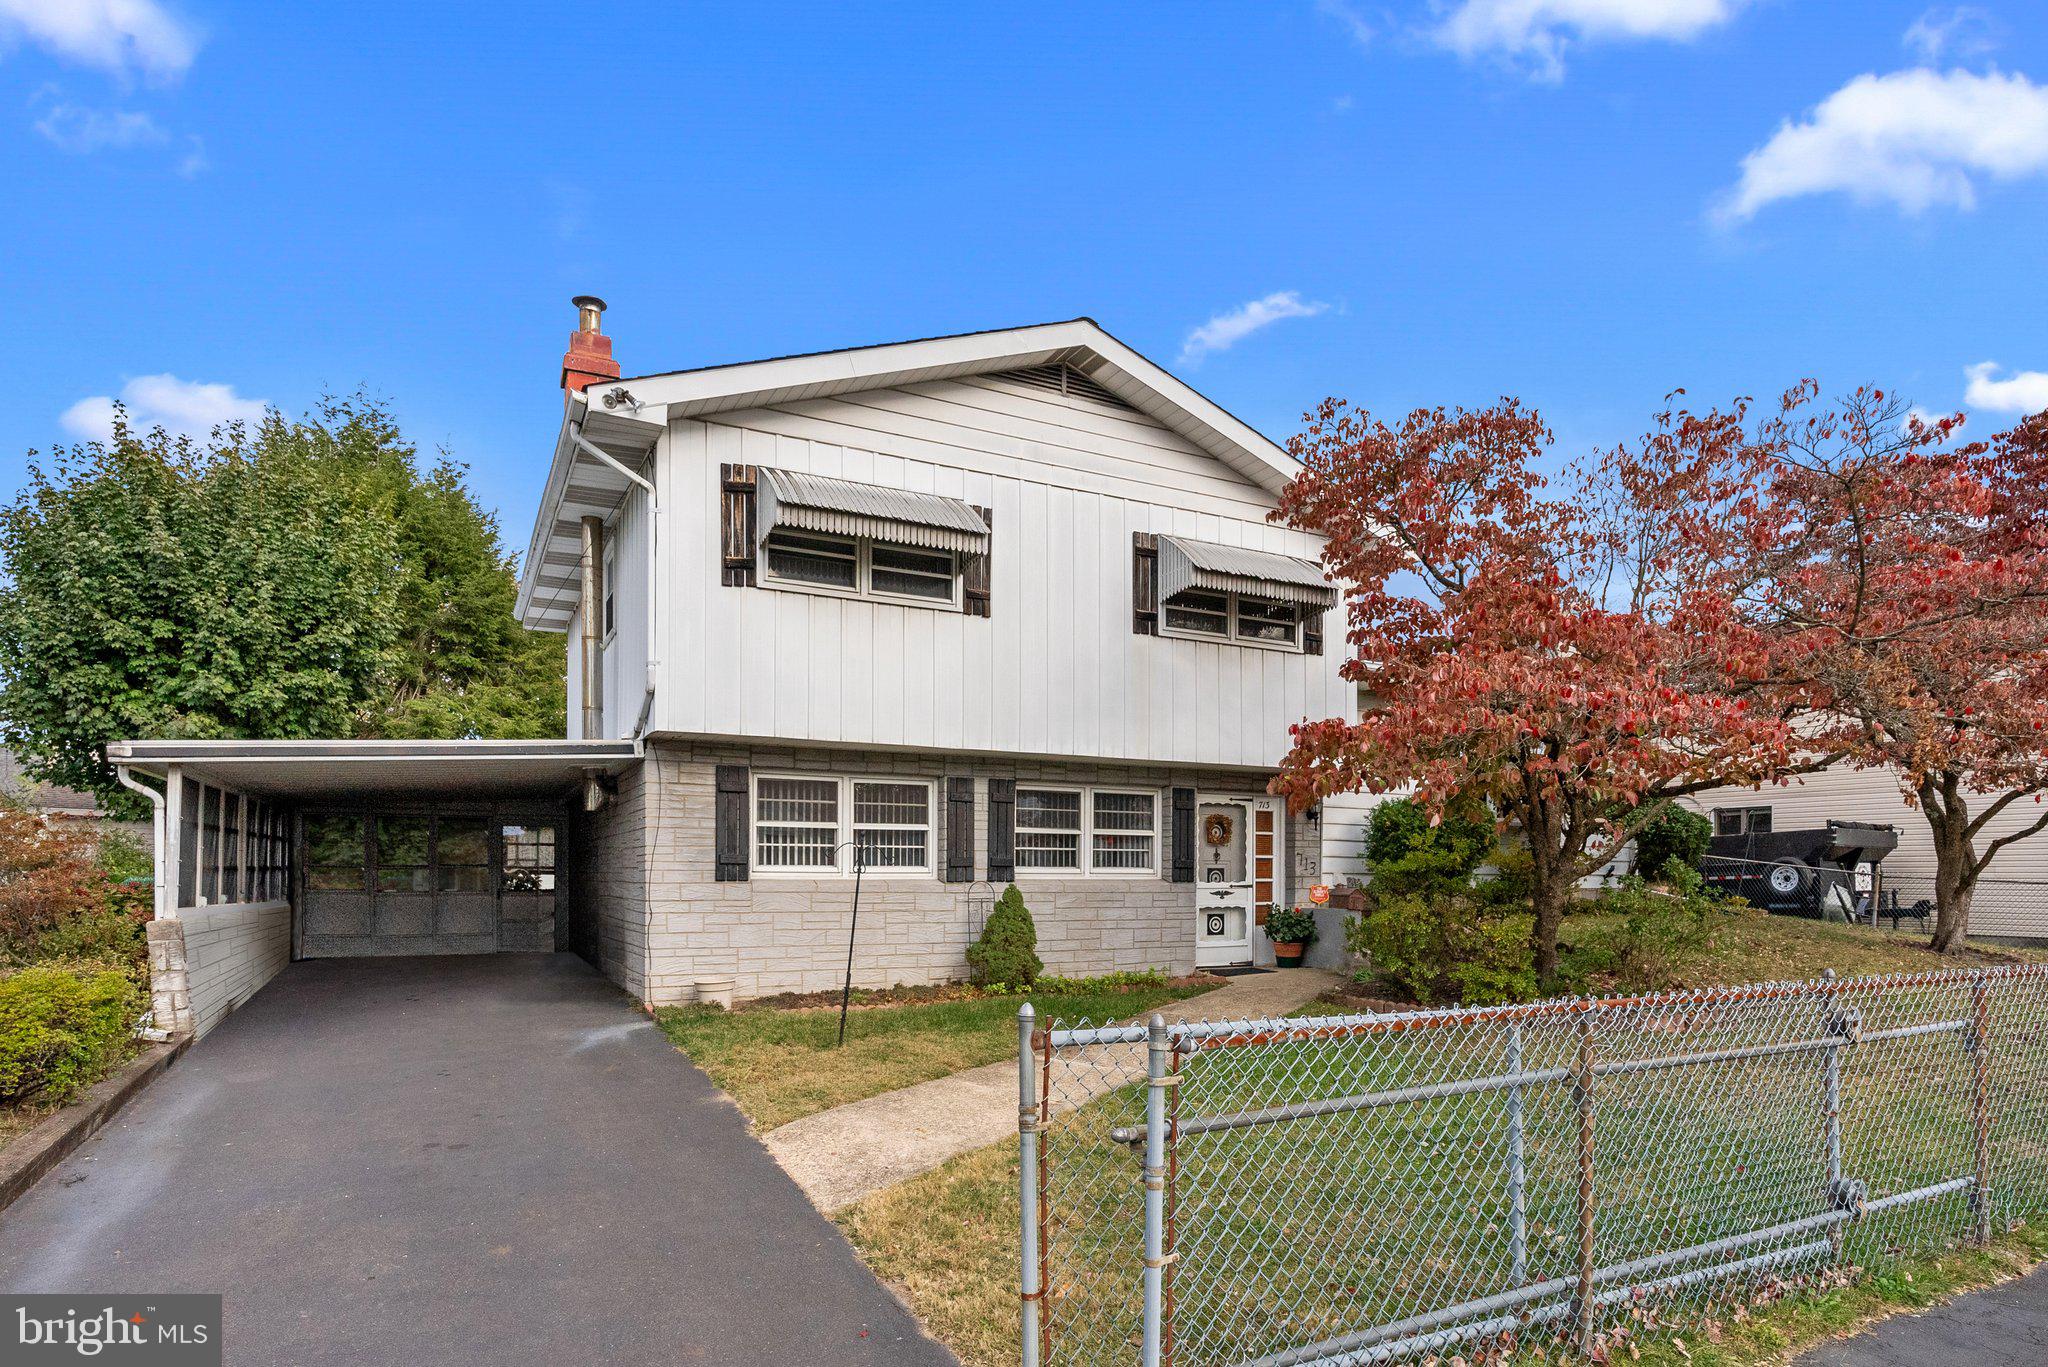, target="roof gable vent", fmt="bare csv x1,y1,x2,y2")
988,363,1133,411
